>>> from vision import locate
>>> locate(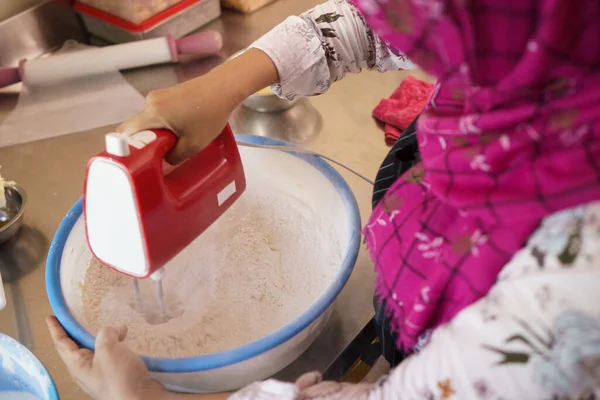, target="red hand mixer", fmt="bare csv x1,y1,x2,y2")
83,124,245,288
